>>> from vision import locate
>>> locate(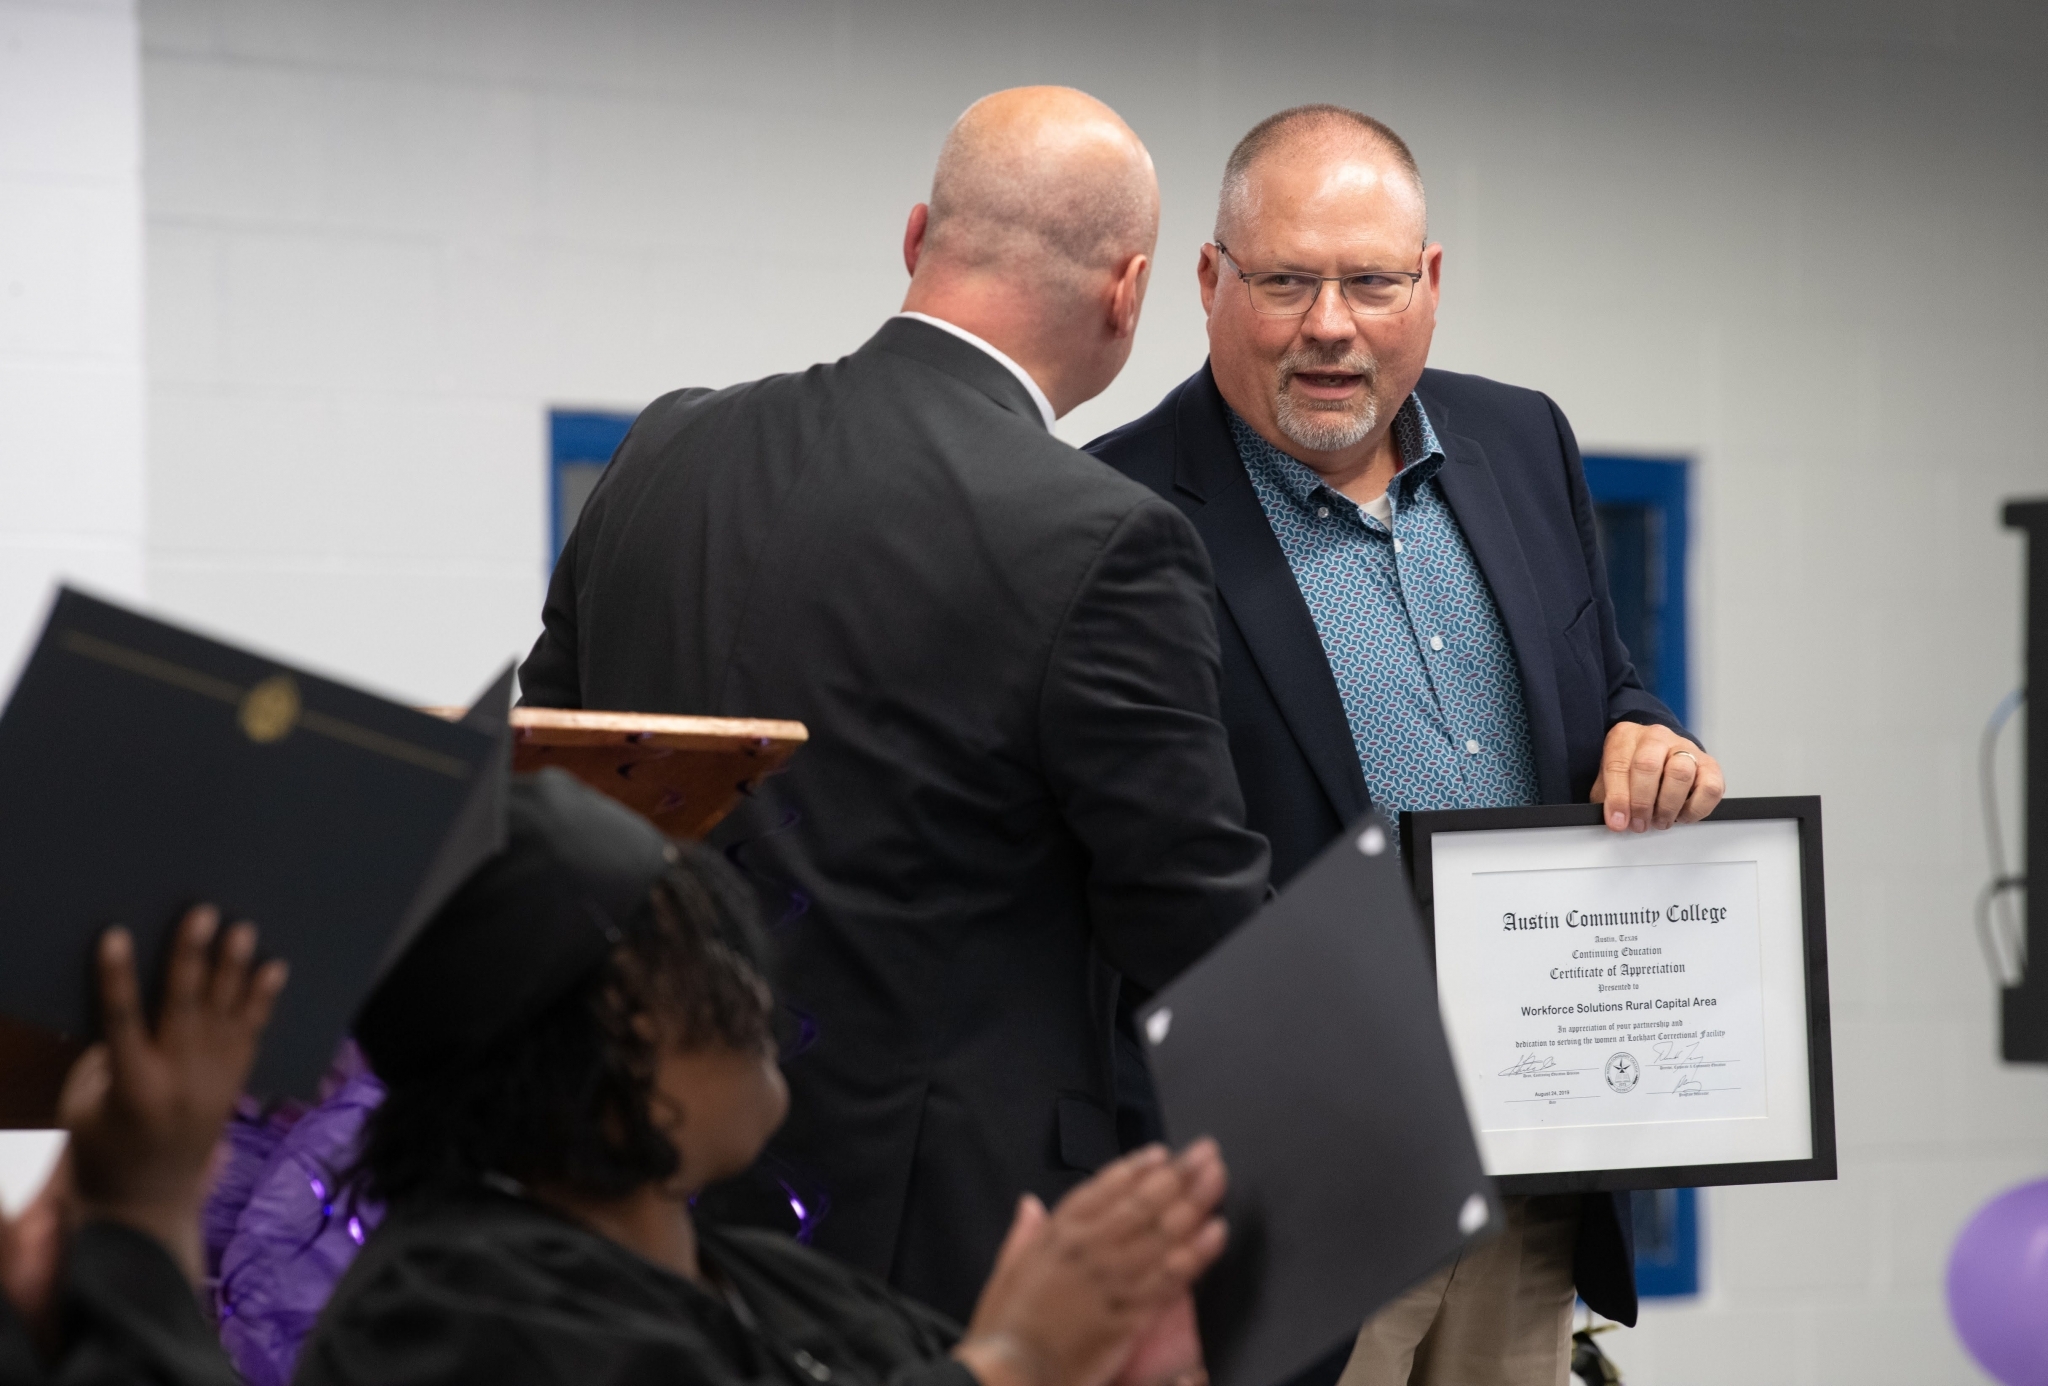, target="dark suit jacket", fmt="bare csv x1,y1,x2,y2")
1088,361,1686,1326
519,318,1270,1320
